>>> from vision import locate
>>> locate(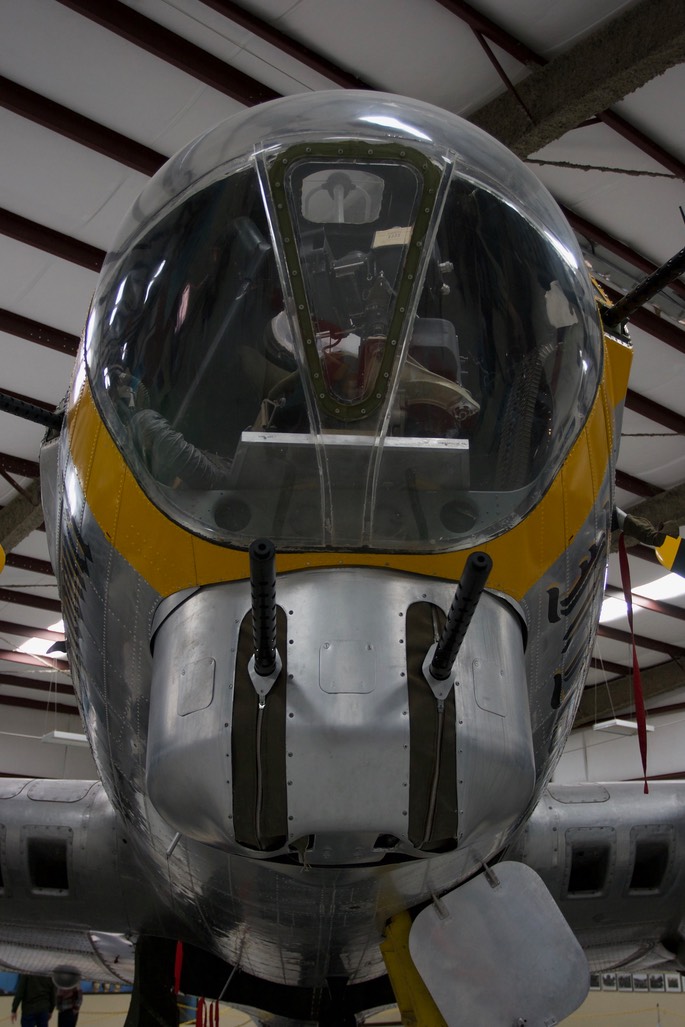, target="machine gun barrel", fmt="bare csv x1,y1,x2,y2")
430,551,493,681
602,242,685,328
249,538,278,677
0,390,64,431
